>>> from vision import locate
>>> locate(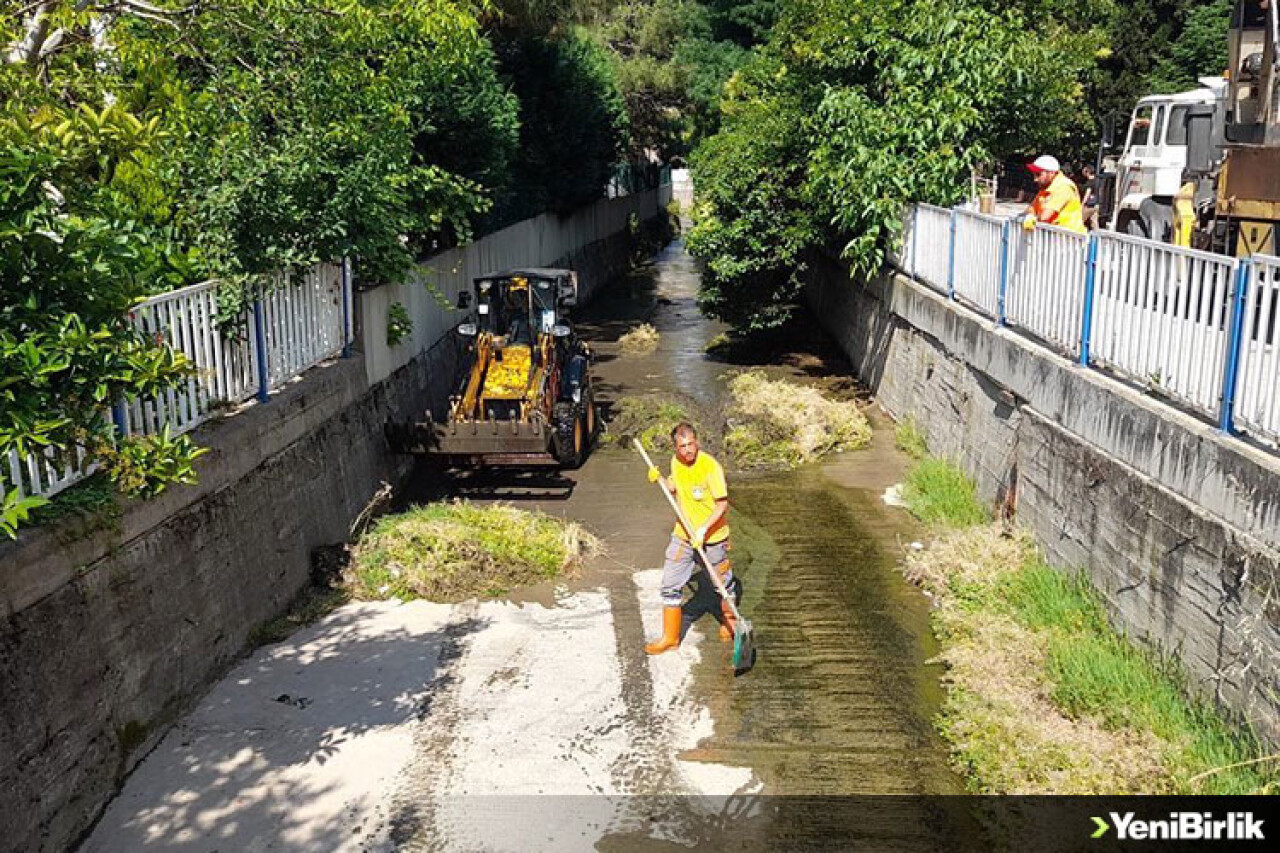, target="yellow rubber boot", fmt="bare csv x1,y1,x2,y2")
645,606,683,655
718,599,737,641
